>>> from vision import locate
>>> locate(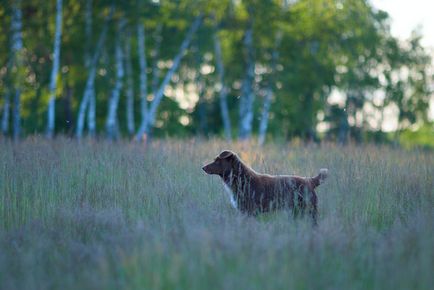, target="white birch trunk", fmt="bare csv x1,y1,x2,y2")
135,22,149,141
125,30,135,136
258,32,282,146
85,0,96,136
46,0,63,138
151,24,162,96
87,89,96,135
213,28,232,141
1,92,10,135
238,17,255,140
105,20,125,140
258,87,272,145
76,7,112,139
136,14,203,139
85,0,97,136
84,0,93,69
11,0,23,140
193,40,207,135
